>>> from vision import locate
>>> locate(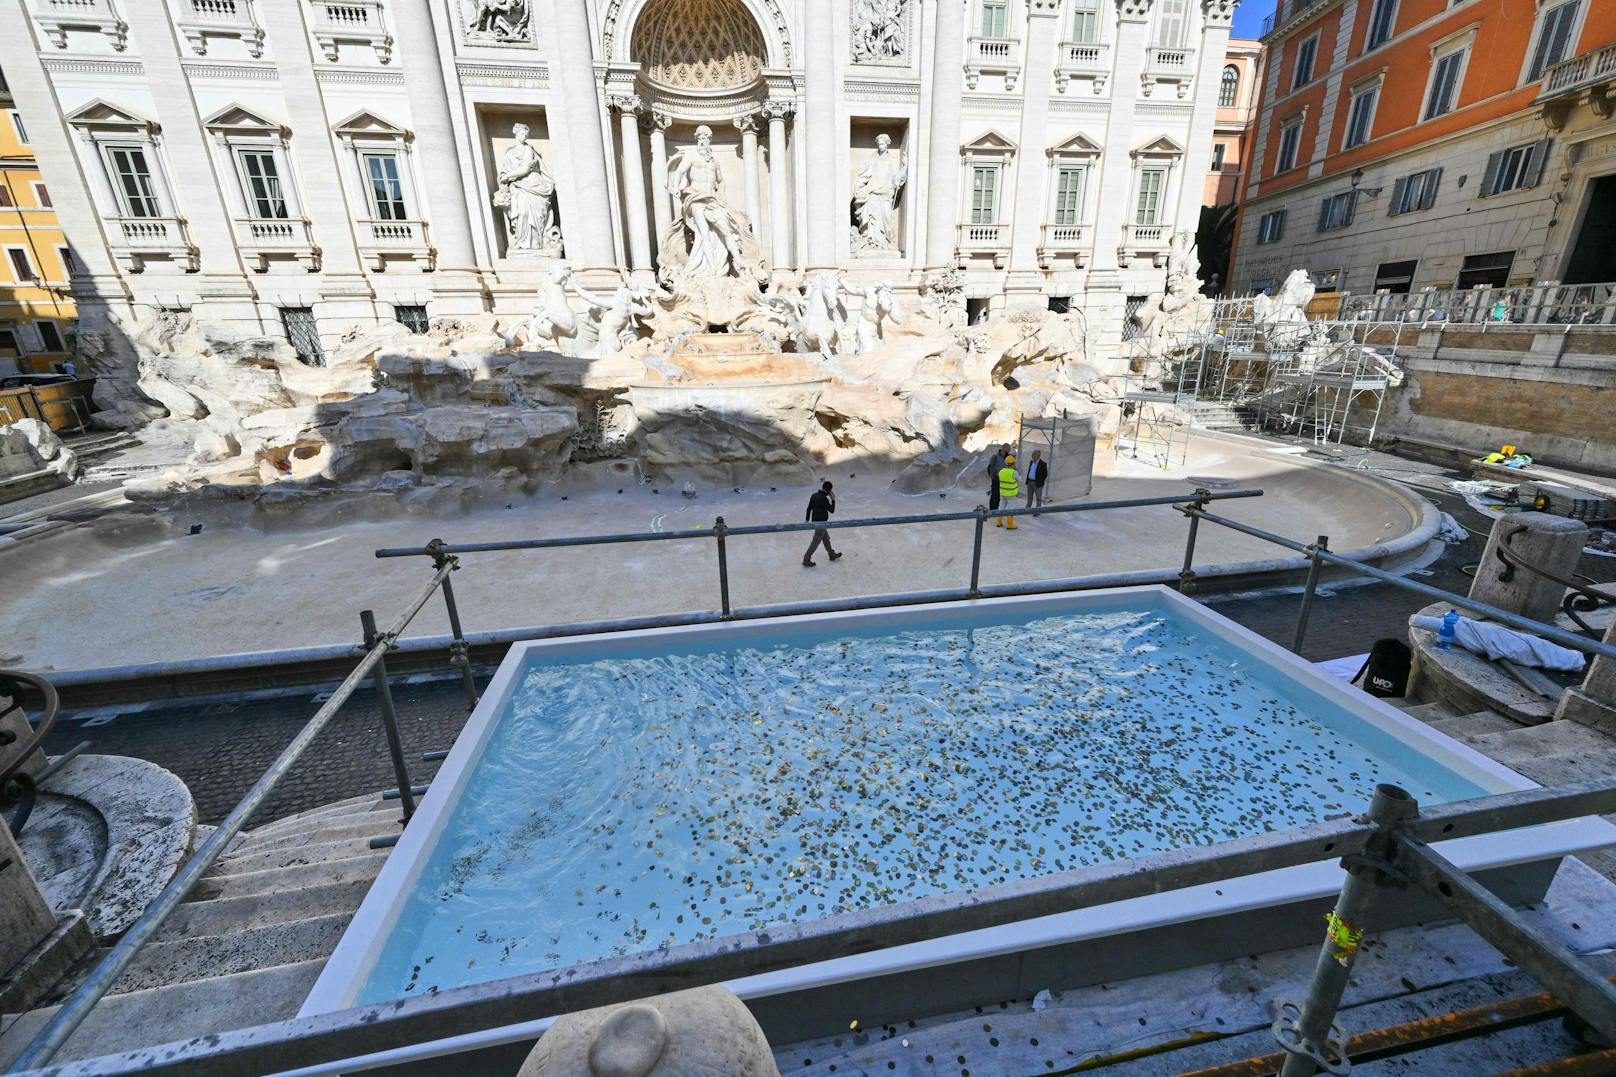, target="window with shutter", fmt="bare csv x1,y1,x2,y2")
970,166,999,224
1366,0,1398,49
1388,176,1410,215
1344,88,1377,148
1156,0,1189,48
1527,1,1582,82
1293,35,1318,90
1135,170,1164,225
1276,122,1303,172
1318,192,1356,231
1423,50,1465,120
981,0,1008,37
1072,0,1100,43
1053,166,1085,225
1520,139,1551,189
1482,141,1550,196
1258,210,1286,244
